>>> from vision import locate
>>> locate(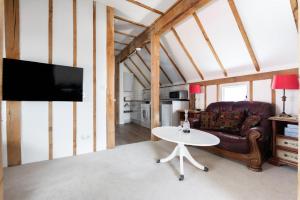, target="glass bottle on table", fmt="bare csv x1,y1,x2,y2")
182,109,190,133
